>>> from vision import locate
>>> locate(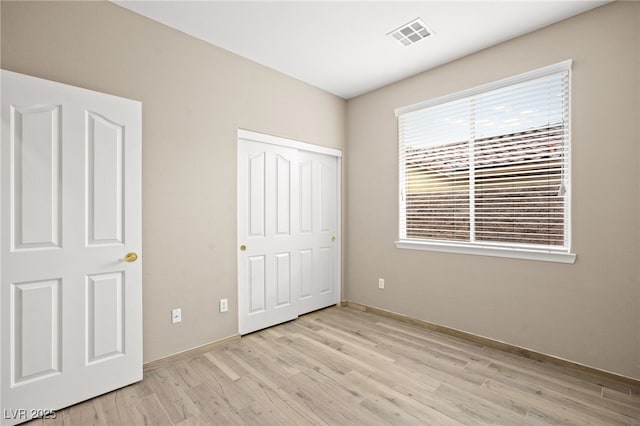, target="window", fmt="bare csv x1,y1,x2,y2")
396,61,575,263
